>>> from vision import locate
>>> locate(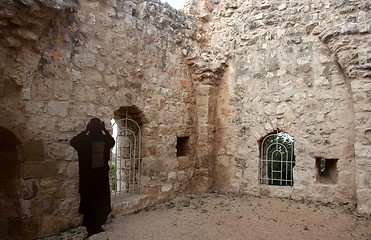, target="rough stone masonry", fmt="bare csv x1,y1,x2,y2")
0,0,370,239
